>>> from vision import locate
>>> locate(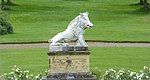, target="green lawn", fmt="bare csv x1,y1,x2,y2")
0,48,150,75
90,48,150,72
0,0,150,43
0,48,48,75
